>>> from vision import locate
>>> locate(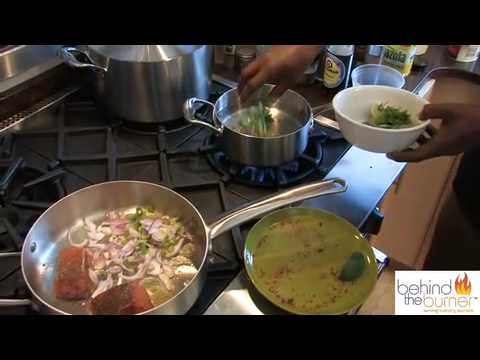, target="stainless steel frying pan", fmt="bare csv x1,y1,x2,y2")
0,179,347,315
